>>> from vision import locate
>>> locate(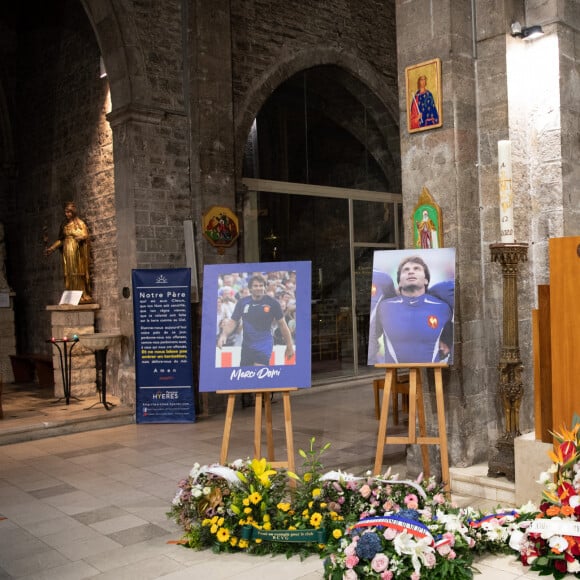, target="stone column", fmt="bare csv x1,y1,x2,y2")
46,304,98,398
0,292,16,383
